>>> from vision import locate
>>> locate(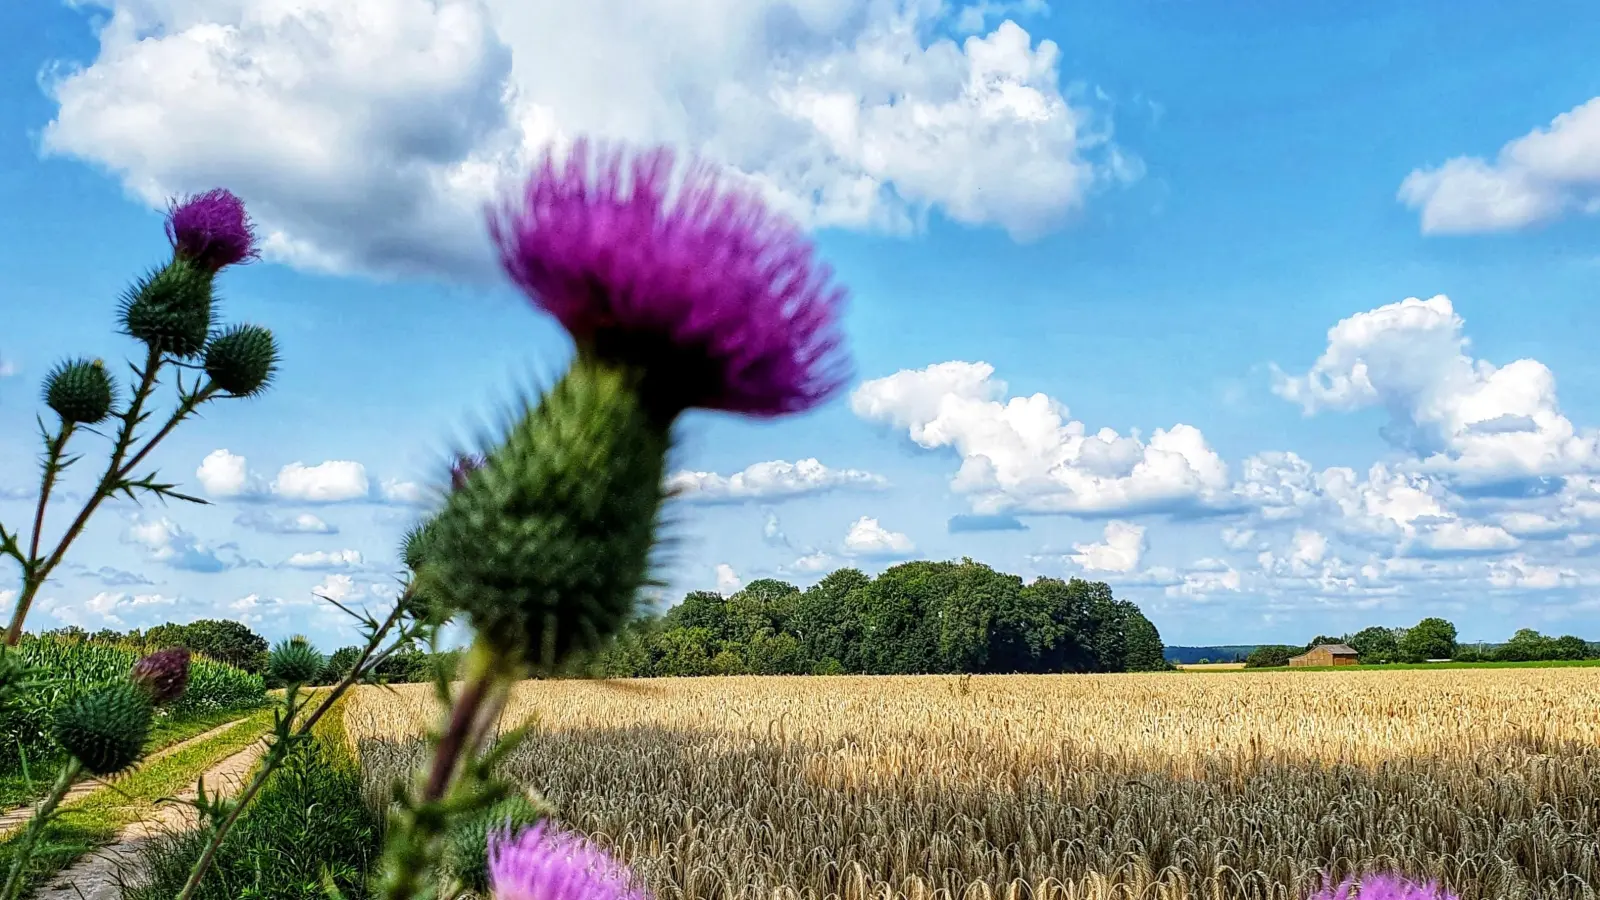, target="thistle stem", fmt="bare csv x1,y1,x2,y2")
3,353,214,646
0,757,82,900
25,422,75,569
